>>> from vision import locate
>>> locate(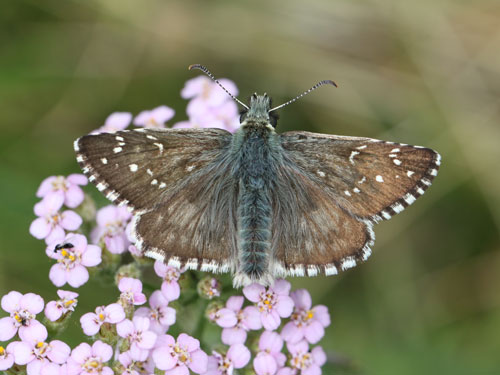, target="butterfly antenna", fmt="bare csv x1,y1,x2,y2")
269,79,337,113
188,64,249,110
